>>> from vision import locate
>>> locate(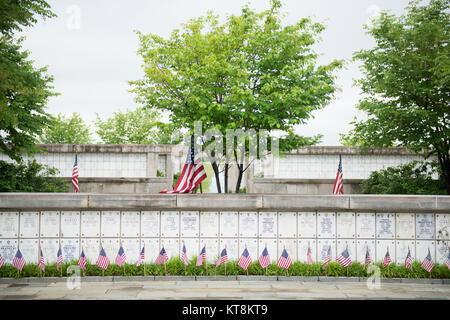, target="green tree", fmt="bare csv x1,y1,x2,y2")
361,161,446,195
131,0,342,192
95,107,181,144
0,160,68,192
0,0,57,162
341,0,450,194
40,113,93,144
